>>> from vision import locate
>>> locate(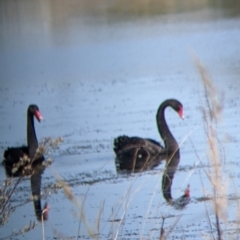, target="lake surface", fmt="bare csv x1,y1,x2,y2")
0,0,240,239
